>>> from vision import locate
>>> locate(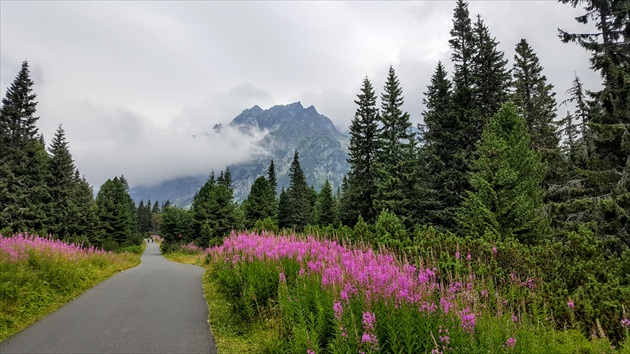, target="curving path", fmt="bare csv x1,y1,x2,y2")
0,242,217,353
